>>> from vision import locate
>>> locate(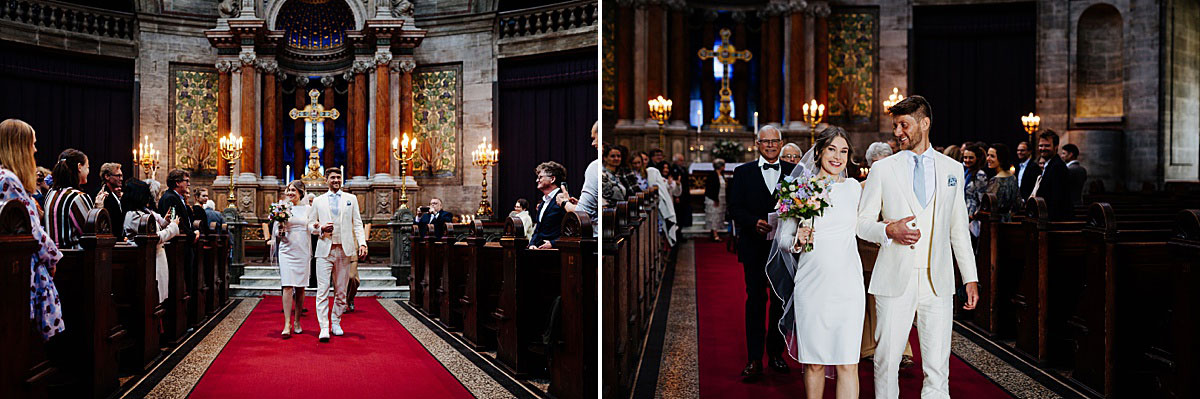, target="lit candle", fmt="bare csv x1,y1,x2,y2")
286,165,291,183
753,111,759,133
